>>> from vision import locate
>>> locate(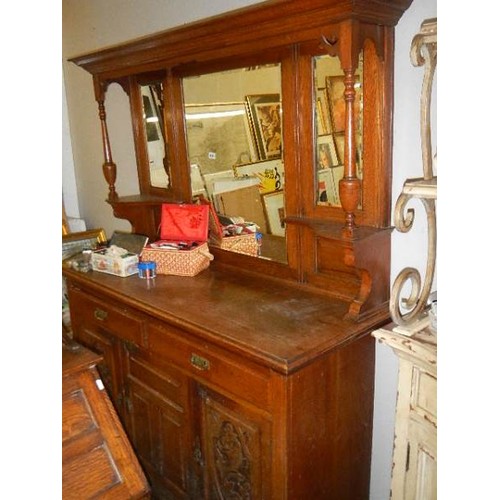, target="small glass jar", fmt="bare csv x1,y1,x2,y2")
138,261,156,279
